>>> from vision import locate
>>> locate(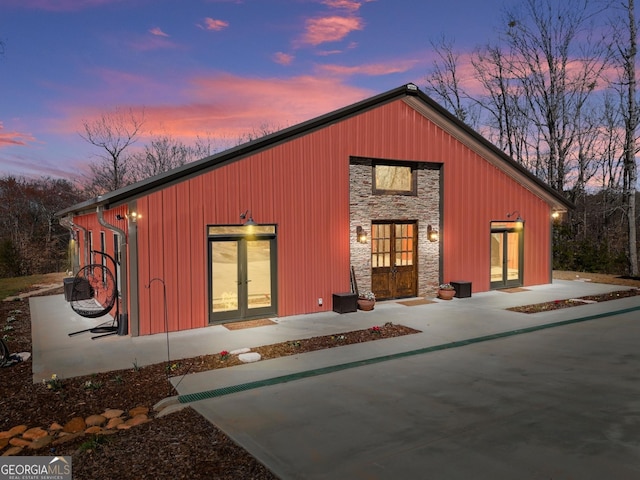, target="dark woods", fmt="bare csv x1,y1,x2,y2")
0,176,83,278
